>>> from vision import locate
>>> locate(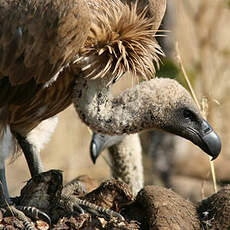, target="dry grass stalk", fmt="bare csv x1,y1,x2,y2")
201,98,217,193
175,42,217,193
